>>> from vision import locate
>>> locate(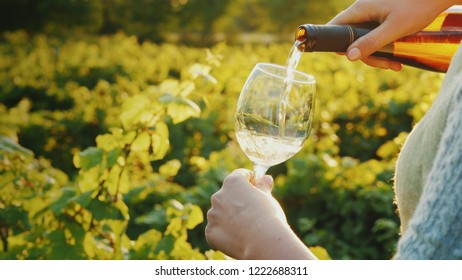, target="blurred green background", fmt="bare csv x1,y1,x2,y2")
0,0,351,44
0,0,445,260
